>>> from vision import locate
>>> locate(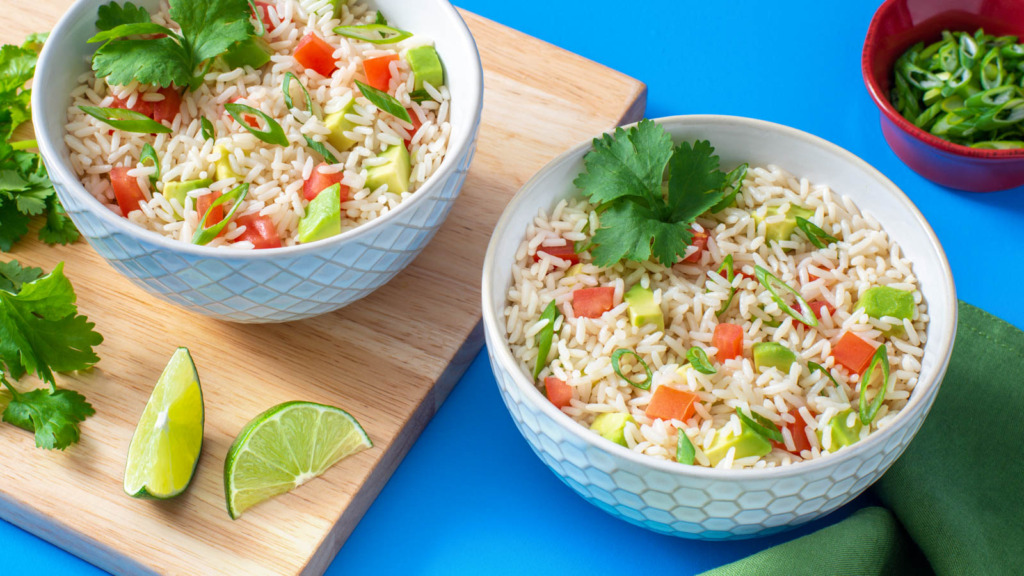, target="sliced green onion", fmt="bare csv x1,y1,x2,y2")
247,0,265,37
676,429,695,465
201,117,214,140
611,349,652,390
715,254,736,317
283,72,317,118
375,10,387,25
224,103,288,146
859,345,890,425
409,89,433,103
737,410,783,443
303,135,339,164
795,217,838,249
353,80,412,123
191,183,248,245
959,33,978,70
78,106,172,134
333,24,412,44
139,143,160,186
533,300,560,380
686,346,716,375
754,265,817,327
710,163,748,212
808,361,840,388
980,47,1004,90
